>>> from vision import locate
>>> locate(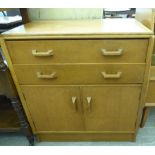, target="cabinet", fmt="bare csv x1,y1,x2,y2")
21,85,141,132
1,19,154,141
